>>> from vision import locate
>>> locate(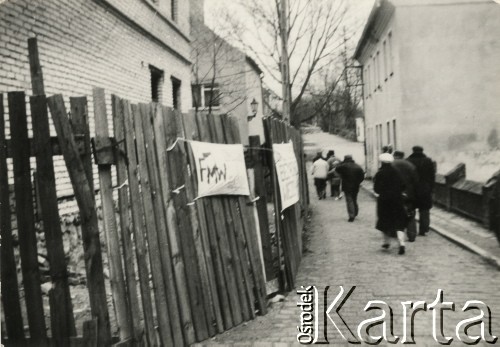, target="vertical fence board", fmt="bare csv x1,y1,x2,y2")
111,95,142,342
47,94,111,346
195,112,243,327
140,104,185,346
166,112,210,341
31,94,76,343
121,101,157,346
131,104,174,347
0,94,25,340
8,92,47,341
159,107,197,344
94,88,132,341
209,114,253,321
180,110,225,334
28,38,45,95
224,116,267,315
69,97,94,193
